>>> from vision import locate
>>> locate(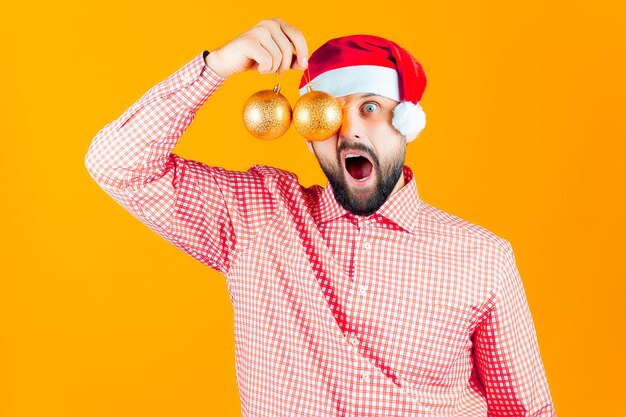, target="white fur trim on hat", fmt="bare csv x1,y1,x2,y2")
392,101,426,142
299,65,400,100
